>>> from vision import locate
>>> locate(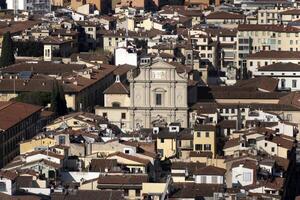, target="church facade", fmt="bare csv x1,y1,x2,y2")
128,60,189,129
